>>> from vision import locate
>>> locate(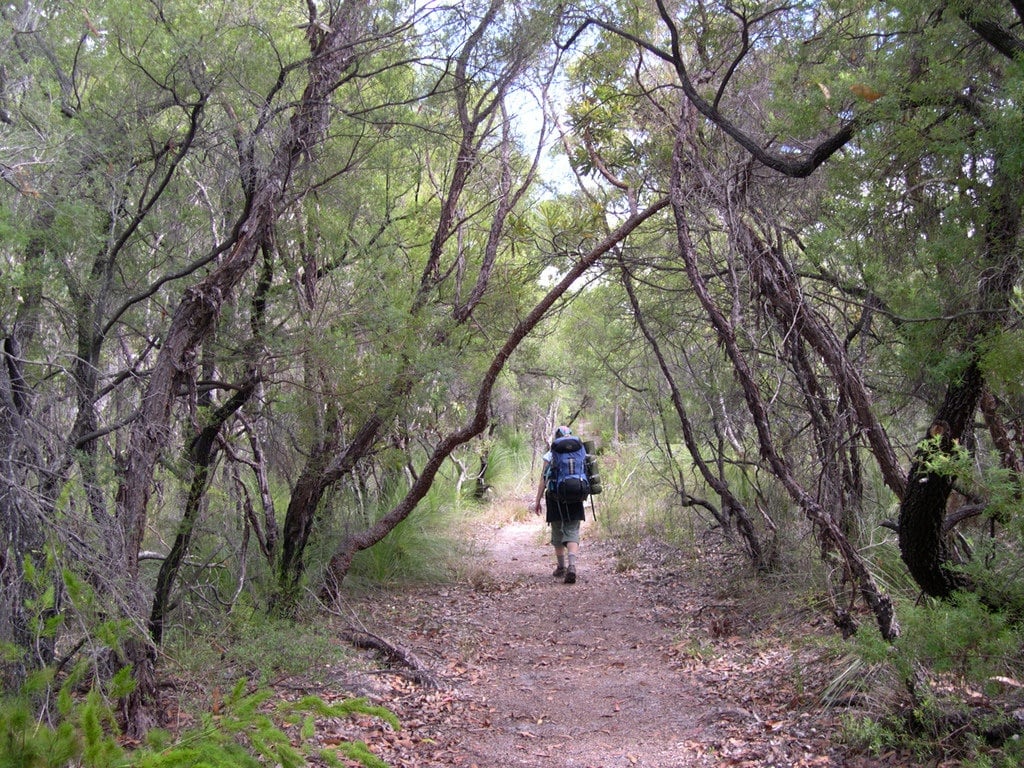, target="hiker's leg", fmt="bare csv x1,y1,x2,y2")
550,521,566,575
550,520,564,549
561,521,581,551
561,521,581,582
